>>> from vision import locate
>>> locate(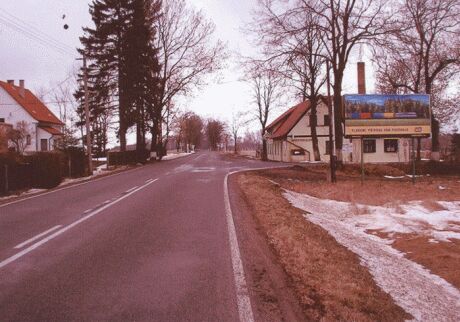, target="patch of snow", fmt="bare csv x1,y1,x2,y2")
284,190,460,321
384,175,405,179
162,152,194,161
406,174,424,178
92,157,107,162
438,185,447,190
